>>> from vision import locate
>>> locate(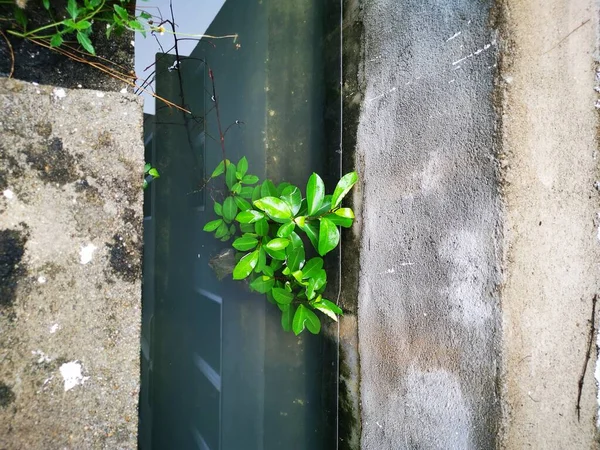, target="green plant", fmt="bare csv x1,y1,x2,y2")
143,162,159,189
7,0,151,55
203,157,358,336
